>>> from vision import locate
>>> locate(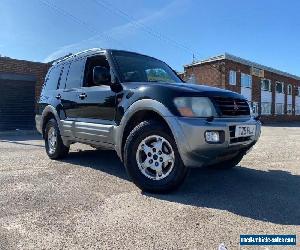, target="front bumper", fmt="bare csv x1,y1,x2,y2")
166,116,261,168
